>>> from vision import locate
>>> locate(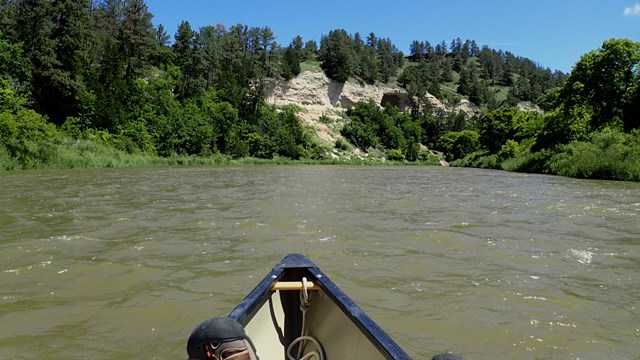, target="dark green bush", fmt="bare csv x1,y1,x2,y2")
387,149,406,161
437,130,481,161
548,129,640,181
